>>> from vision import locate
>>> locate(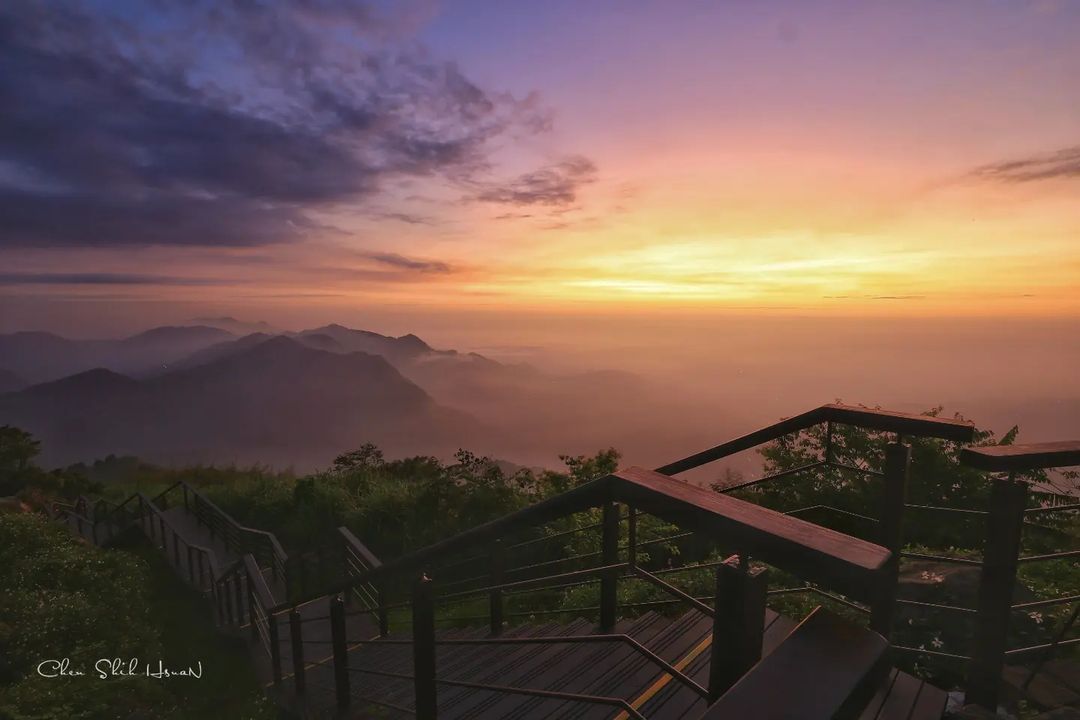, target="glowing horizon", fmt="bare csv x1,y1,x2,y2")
1,1,1078,333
